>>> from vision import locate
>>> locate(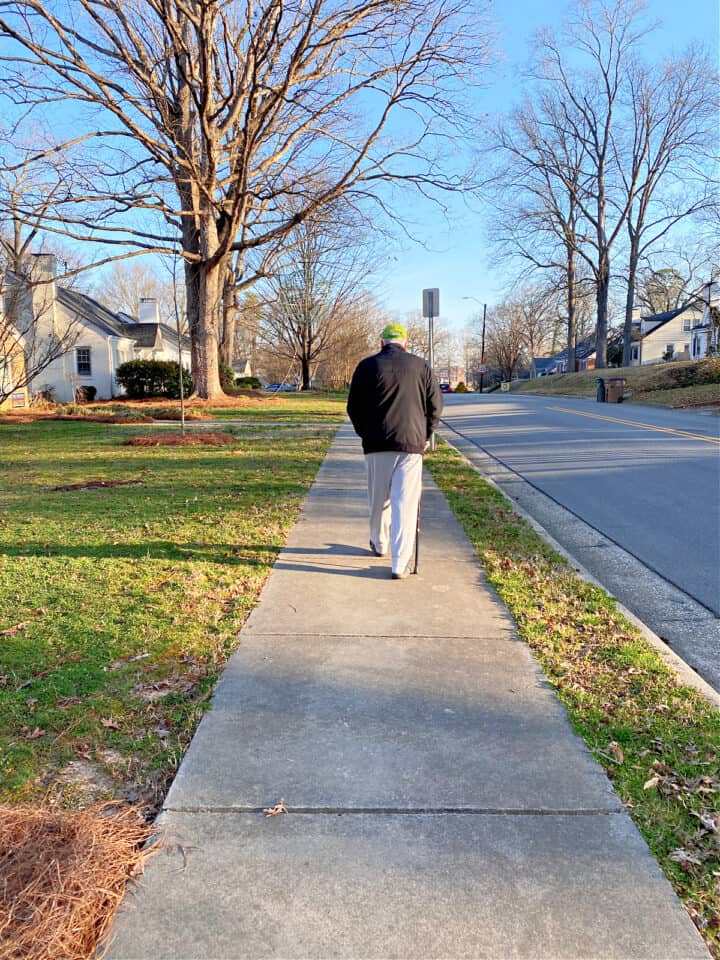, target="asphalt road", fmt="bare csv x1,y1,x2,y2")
440,393,720,616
